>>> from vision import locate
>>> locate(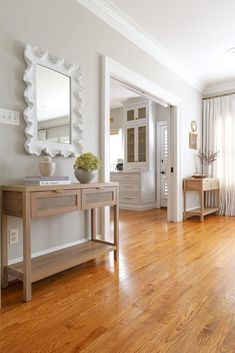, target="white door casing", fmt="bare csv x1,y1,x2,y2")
102,56,182,239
